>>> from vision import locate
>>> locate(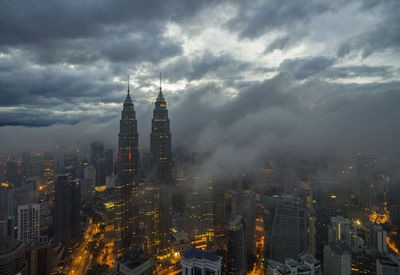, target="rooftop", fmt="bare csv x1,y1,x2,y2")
0,236,24,255
118,246,150,269
182,247,220,262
